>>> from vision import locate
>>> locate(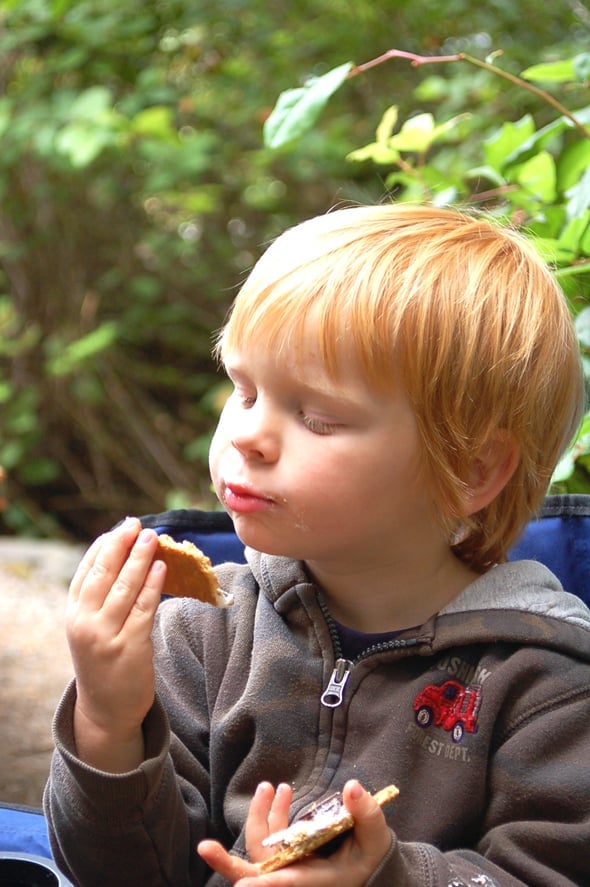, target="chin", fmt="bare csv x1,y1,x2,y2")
232,517,304,560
